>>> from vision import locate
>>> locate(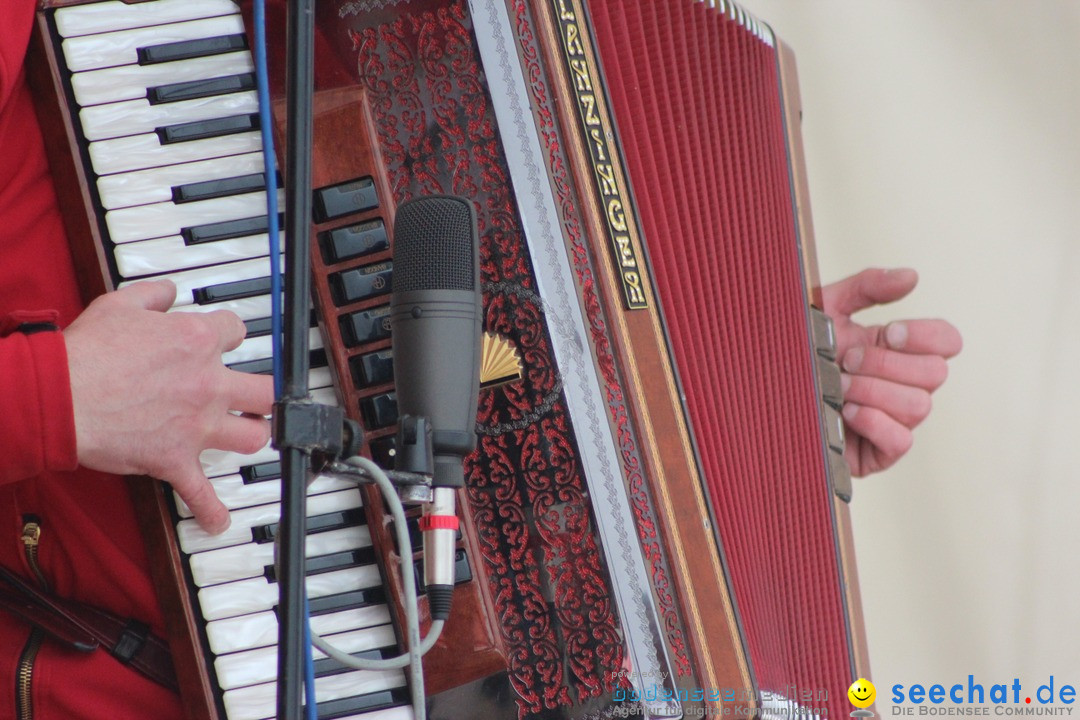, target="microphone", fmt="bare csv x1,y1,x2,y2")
390,195,482,622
